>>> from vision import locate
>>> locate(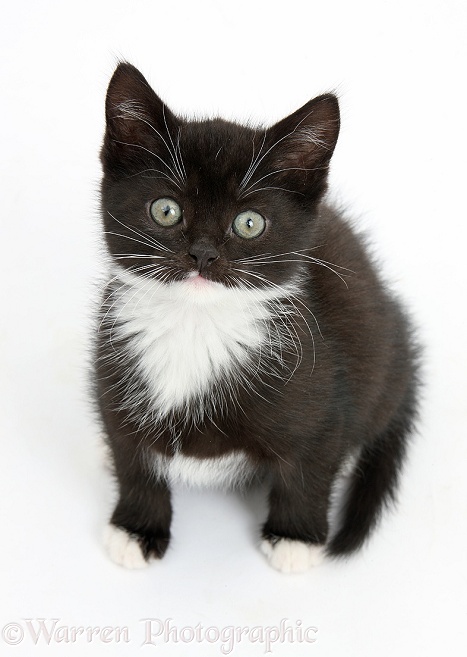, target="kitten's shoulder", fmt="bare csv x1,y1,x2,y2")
314,203,377,283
